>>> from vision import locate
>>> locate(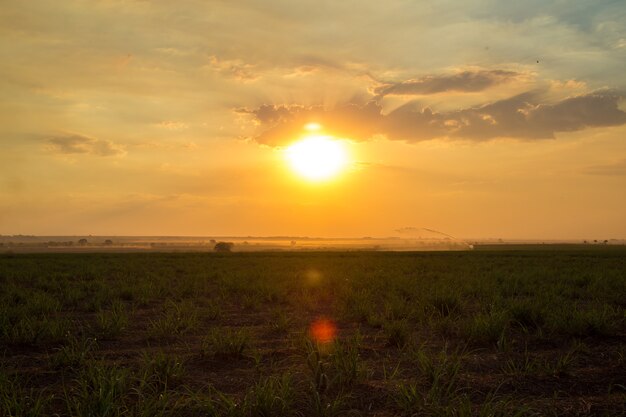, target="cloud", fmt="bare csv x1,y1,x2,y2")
241,89,626,145
157,121,189,130
584,159,626,176
45,133,125,156
206,55,258,81
237,101,384,146
374,70,522,96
